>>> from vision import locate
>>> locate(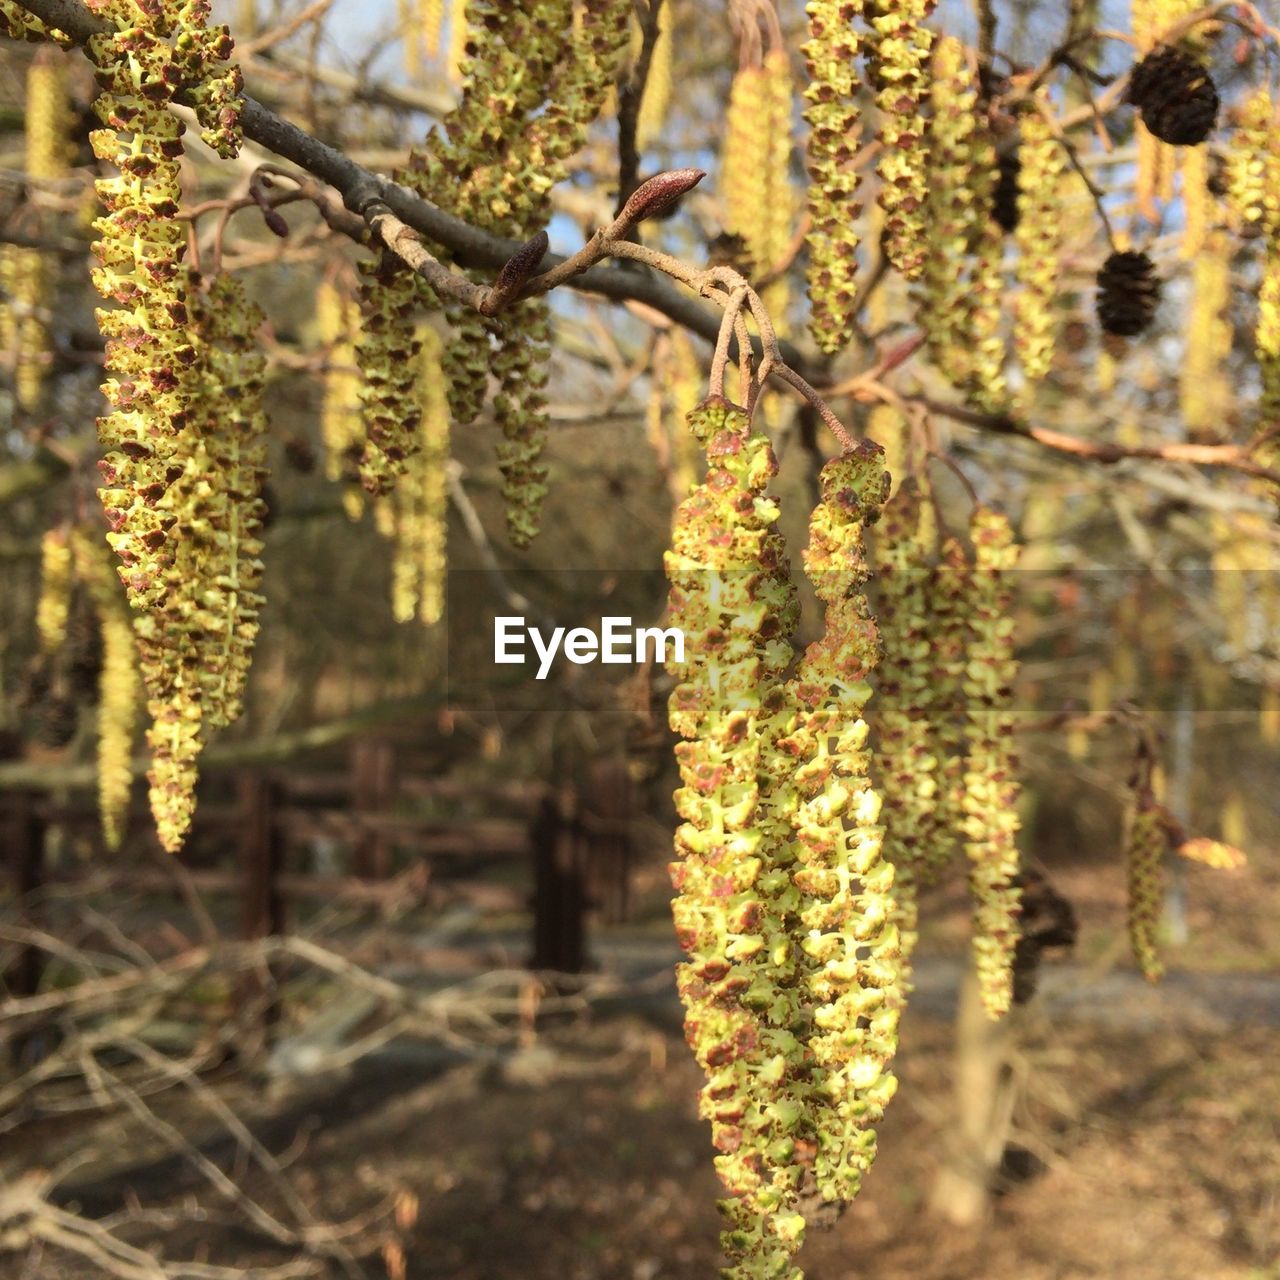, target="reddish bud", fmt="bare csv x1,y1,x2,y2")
620,168,705,224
